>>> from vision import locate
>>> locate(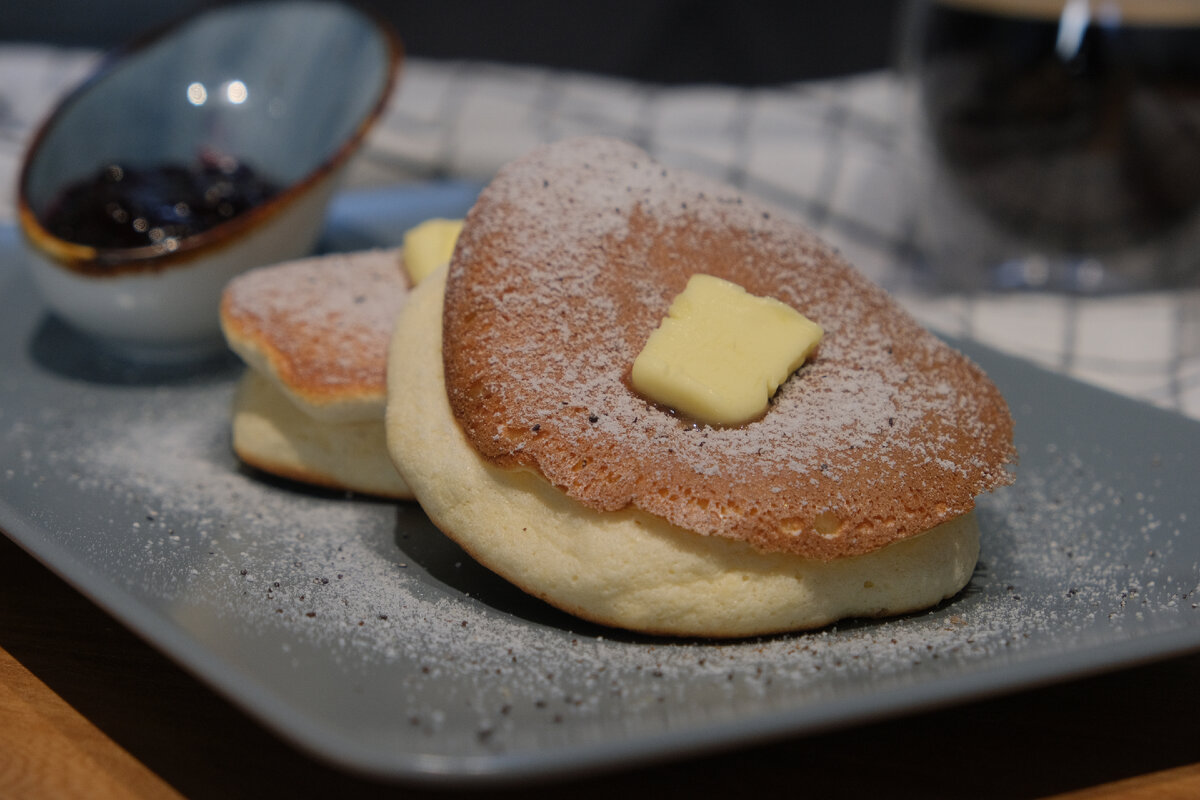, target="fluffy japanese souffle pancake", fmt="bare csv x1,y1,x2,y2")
386,137,1015,638
221,248,412,499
